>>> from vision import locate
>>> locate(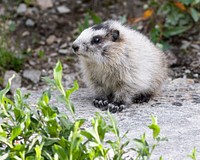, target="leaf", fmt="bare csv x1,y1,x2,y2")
10,125,22,141
174,2,186,11
148,116,160,139
53,144,68,159
163,25,192,37
143,9,154,19
88,10,102,24
54,61,64,94
0,74,15,99
0,153,9,160
35,143,44,160
189,8,200,22
188,147,197,160
0,136,13,148
65,81,79,100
